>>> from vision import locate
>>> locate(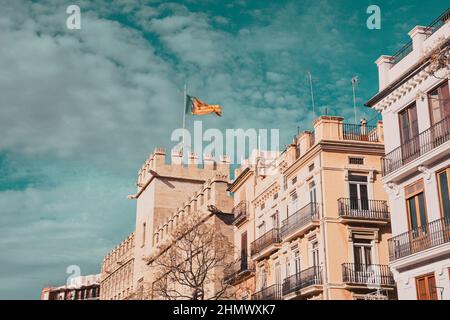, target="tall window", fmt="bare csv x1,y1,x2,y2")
257,222,266,238
405,180,428,236
311,241,319,267
142,222,146,247
349,174,369,210
271,211,279,229
309,181,317,204
399,103,419,143
274,261,281,285
428,81,450,125
240,232,248,269
437,167,450,220
416,273,438,300
353,238,373,270
293,250,301,275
